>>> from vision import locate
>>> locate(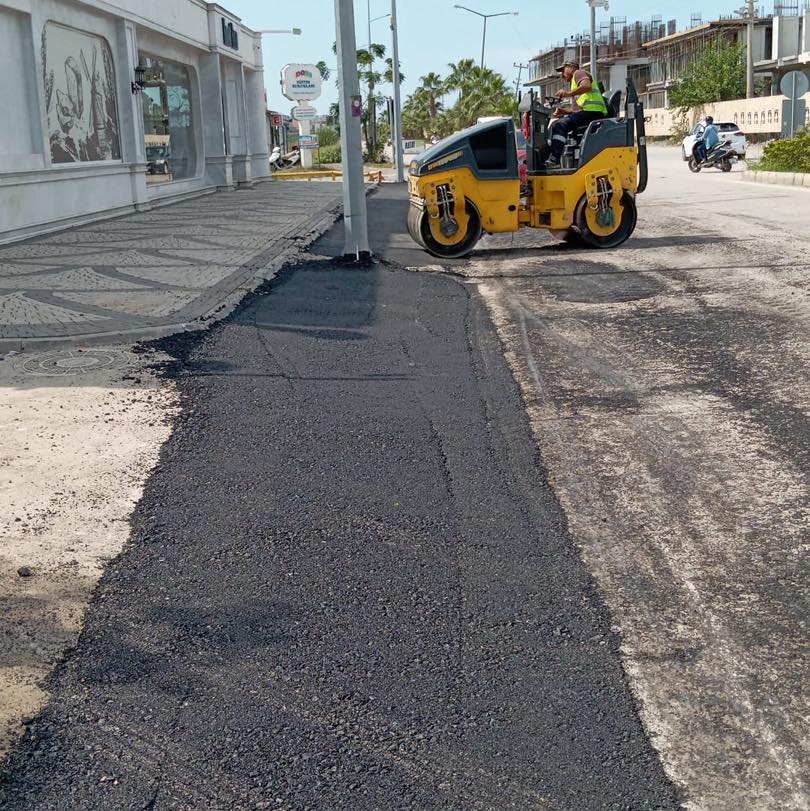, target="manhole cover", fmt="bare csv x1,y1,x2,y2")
21,349,125,376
